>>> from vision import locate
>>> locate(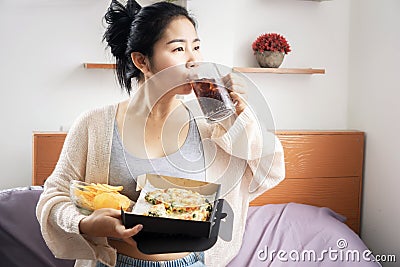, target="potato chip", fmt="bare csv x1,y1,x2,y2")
93,192,131,210
70,181,132,212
